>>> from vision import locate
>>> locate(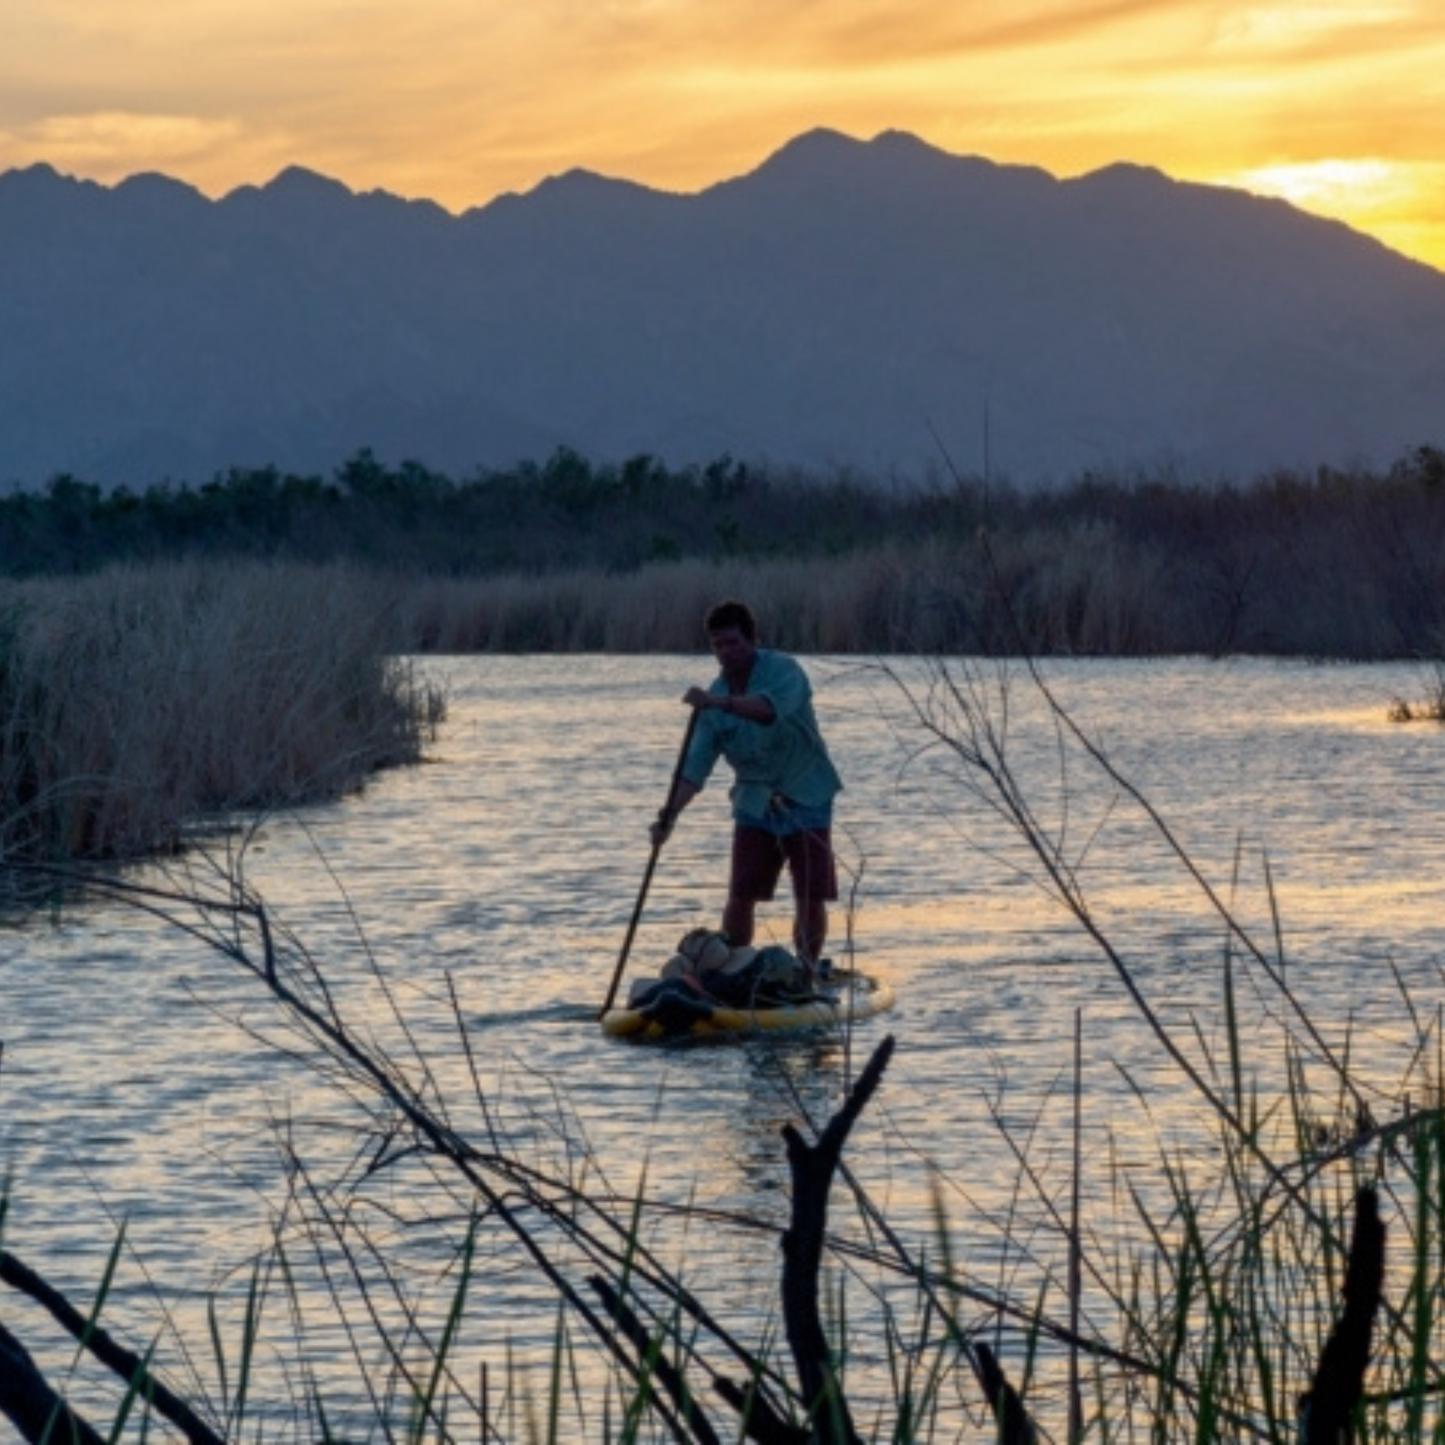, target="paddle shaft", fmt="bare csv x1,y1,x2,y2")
598,706,701,1019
